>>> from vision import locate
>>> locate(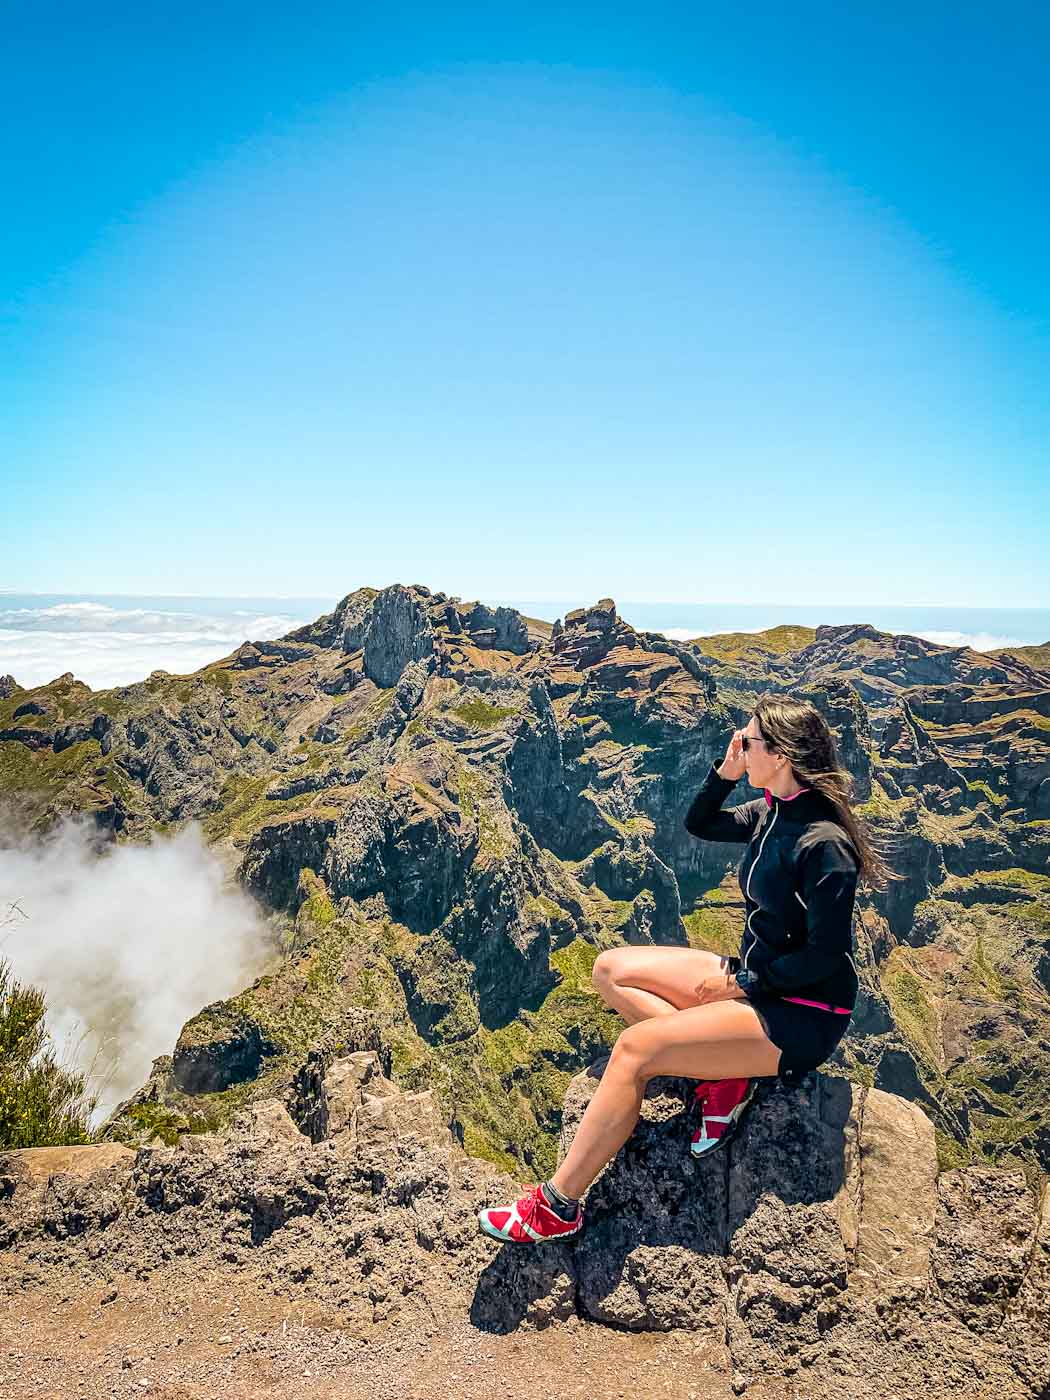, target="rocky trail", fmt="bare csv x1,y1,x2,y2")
3,1278,754,1400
